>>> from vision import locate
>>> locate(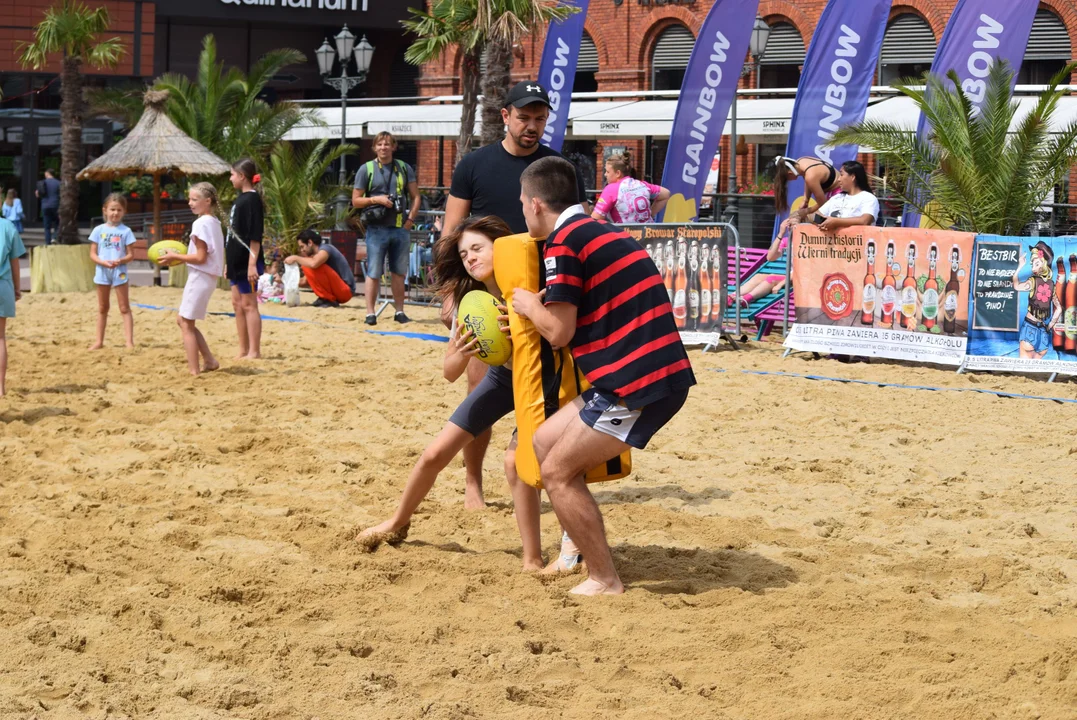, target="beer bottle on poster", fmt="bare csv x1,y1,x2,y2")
861,241,877,326
710,242,724,326
688,240,700,330
1053,258,1067,350
922,244,940,331
664,241,675,305
673,239,688,328
942,246,961,335
652,240,663,276
900,243,918,330
880,241,897,327
1065,254,1077,353
700,243,712,330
